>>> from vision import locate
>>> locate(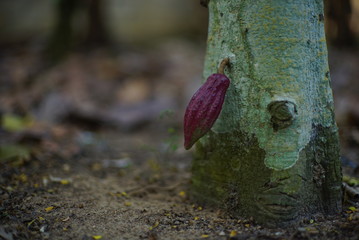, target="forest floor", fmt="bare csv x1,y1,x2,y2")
1,41,359,239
